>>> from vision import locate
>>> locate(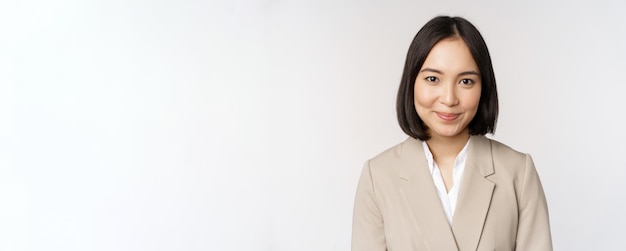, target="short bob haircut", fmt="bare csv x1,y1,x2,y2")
397,16,499,141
